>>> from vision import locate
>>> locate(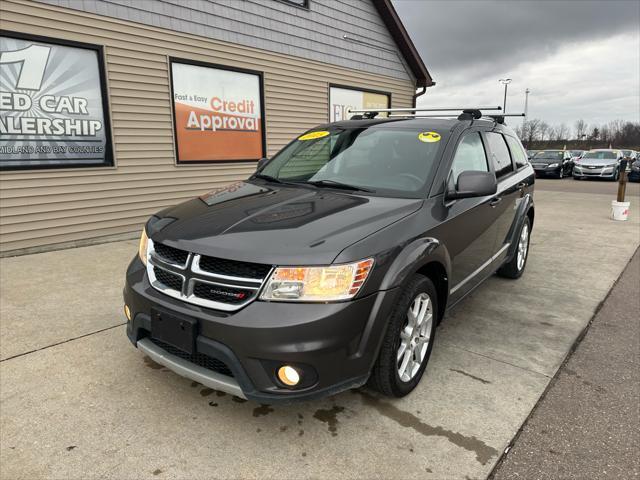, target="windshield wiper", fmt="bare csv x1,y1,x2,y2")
305,179,373,193
252,173,293,185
